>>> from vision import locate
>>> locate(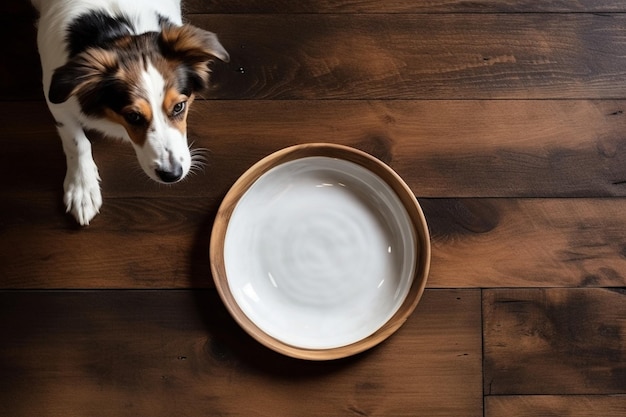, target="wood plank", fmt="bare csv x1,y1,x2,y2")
8,13,626,101
185,0,626,13
2,197,625,289
425,199,626,288
5,0,626,15
0,197,218,289
0,289,482,417
483,288,626,395
486,395,626,417
193,100,626,198
190,13,626,99
4,100,626,200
